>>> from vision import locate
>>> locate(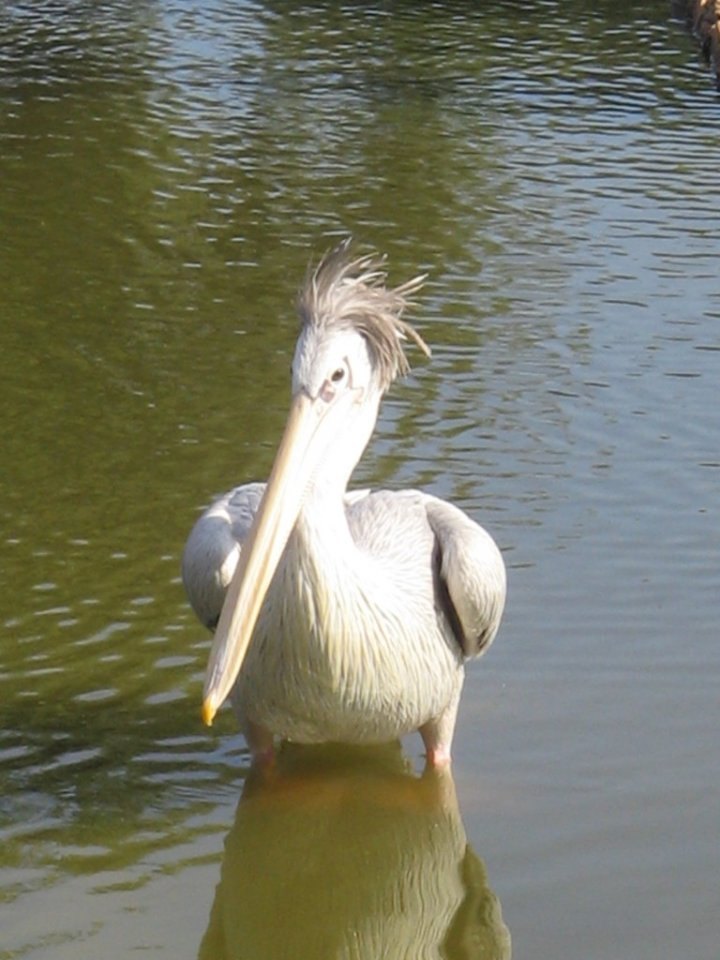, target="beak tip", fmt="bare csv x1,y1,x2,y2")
201,699,216,727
